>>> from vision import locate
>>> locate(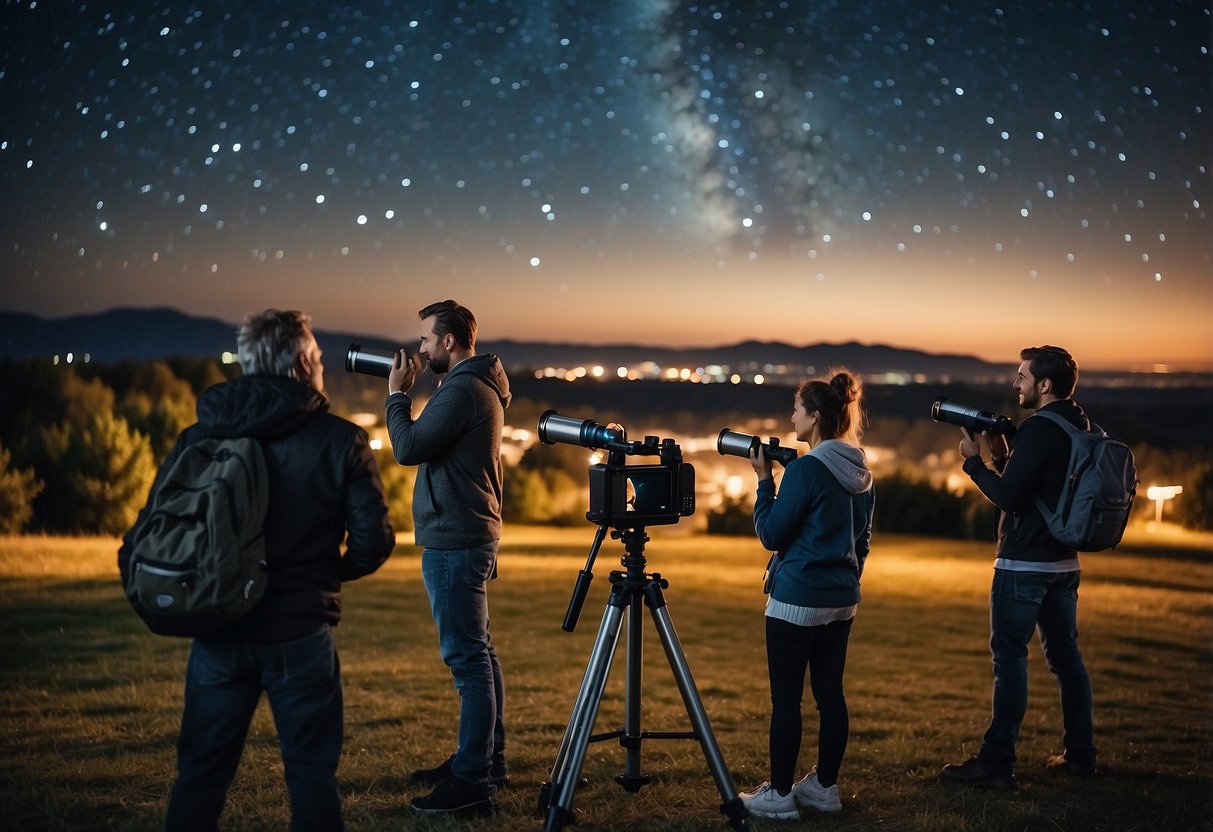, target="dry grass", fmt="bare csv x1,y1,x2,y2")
1,525,1210,831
